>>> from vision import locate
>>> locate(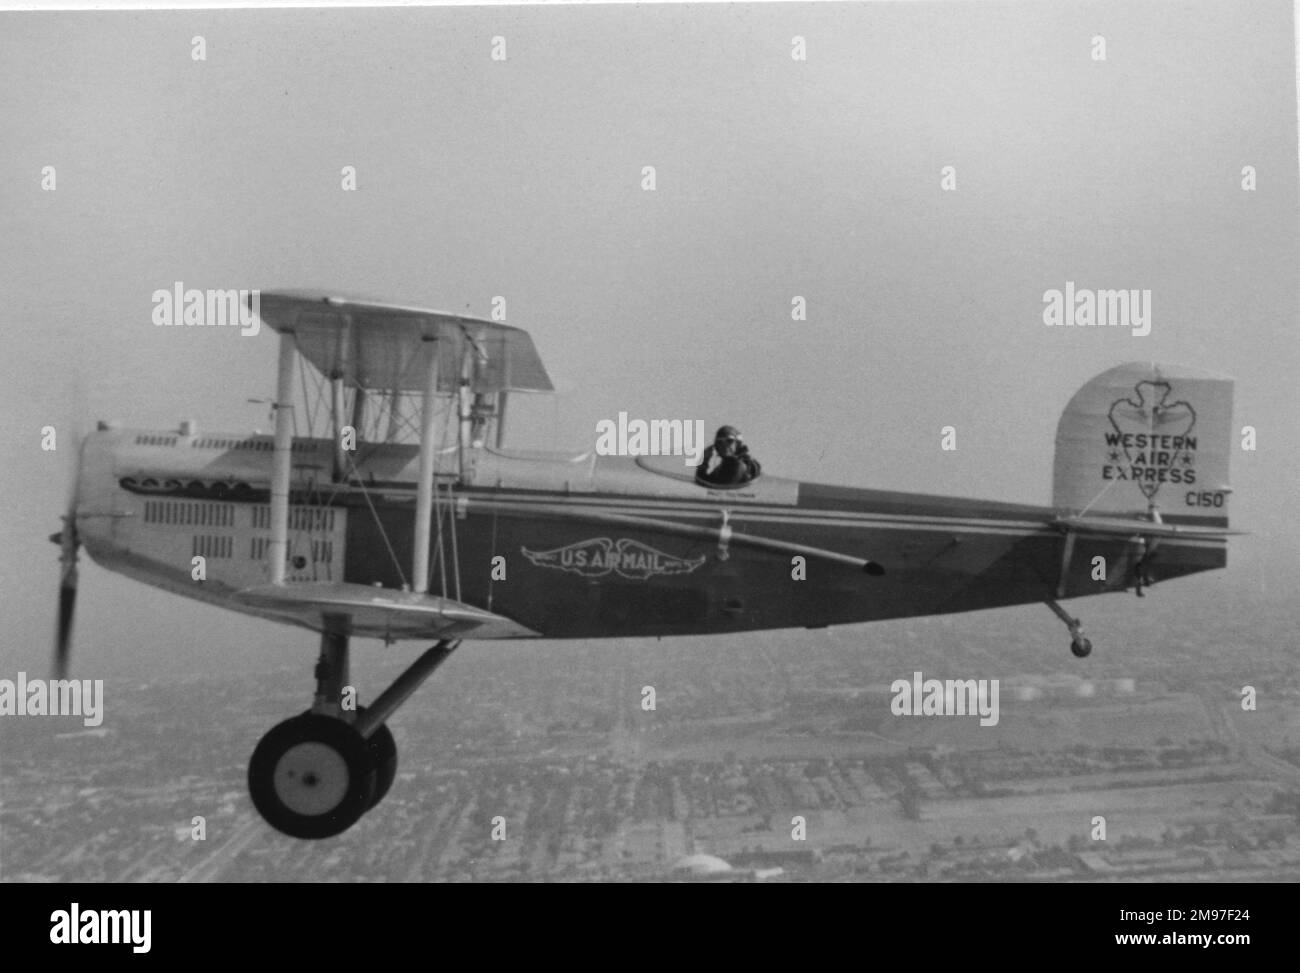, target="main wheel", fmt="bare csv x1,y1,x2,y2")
287,707,397,811
248,714,376,839
354,706,398,810
1070,637,1093,659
